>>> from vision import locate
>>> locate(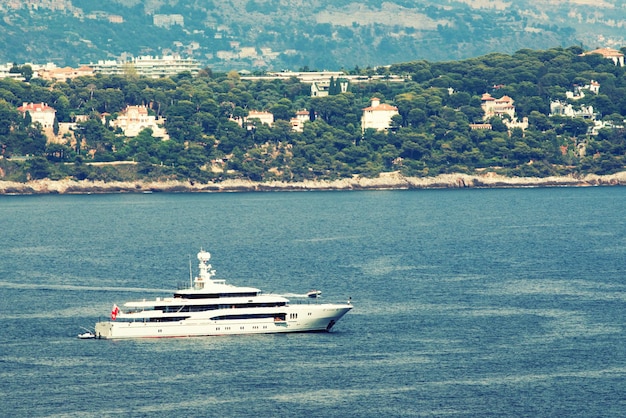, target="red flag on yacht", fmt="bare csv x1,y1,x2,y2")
111,304,120,320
